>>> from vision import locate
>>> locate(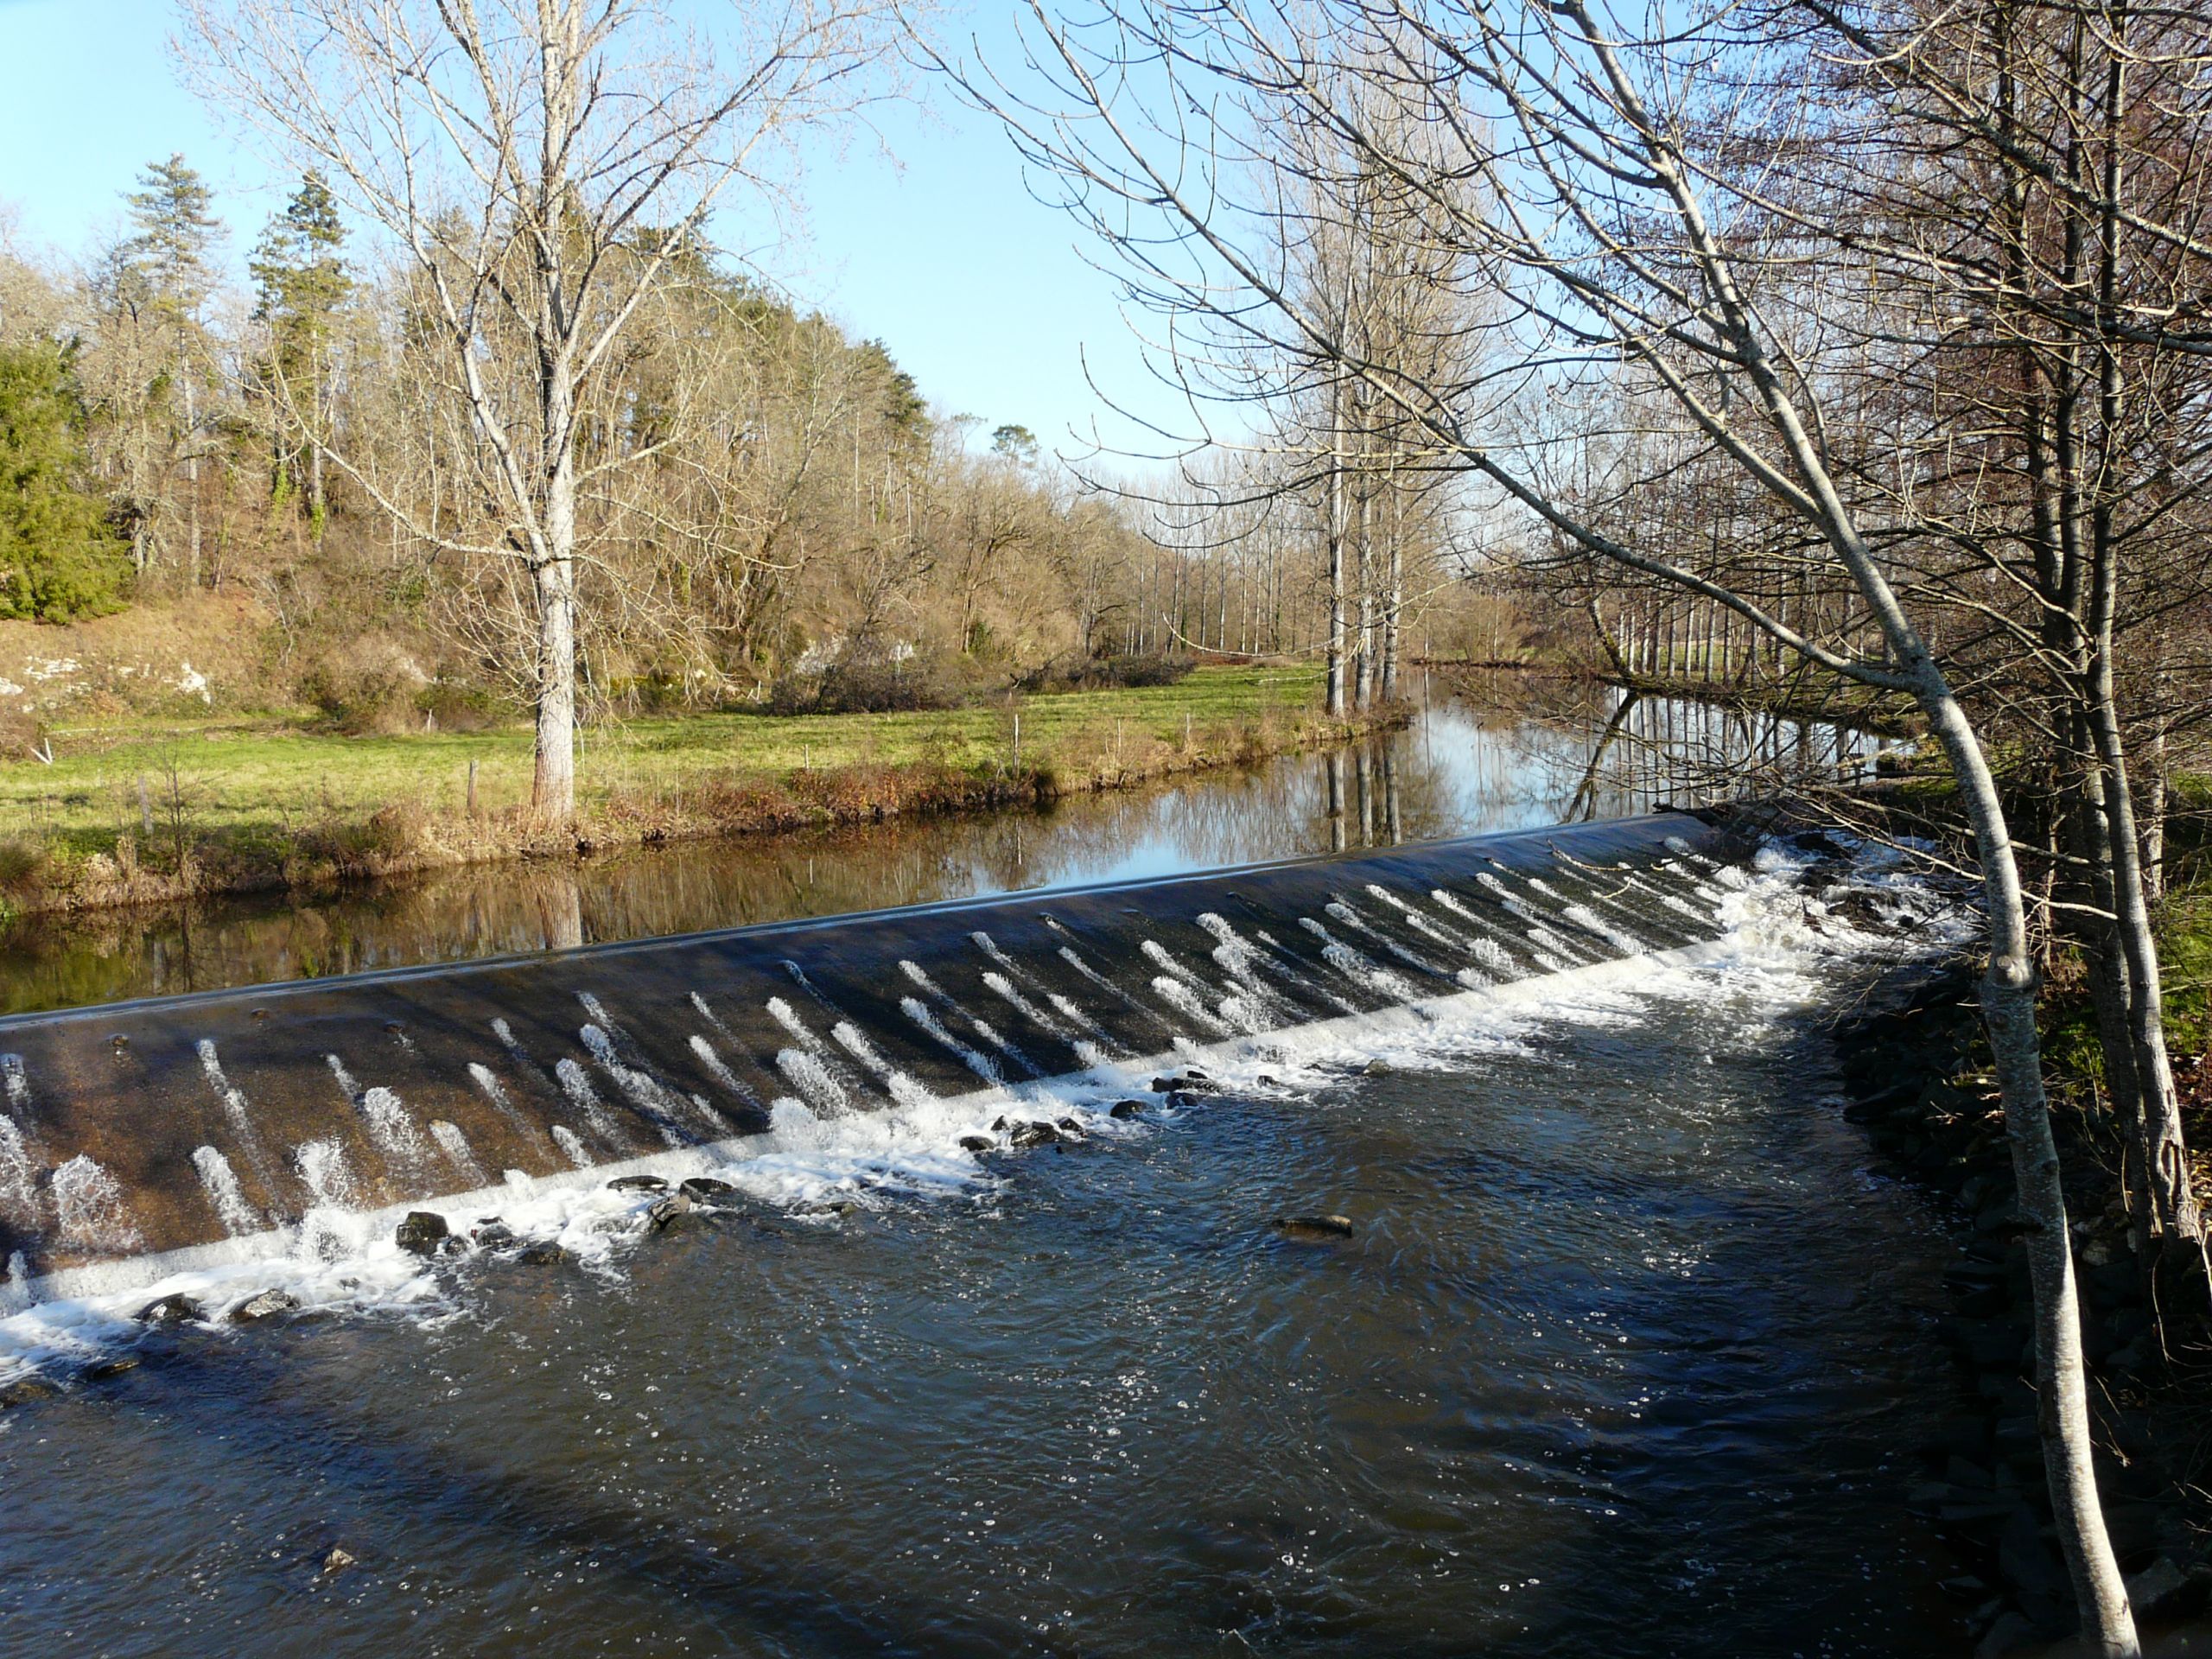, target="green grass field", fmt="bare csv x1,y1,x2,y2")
0,665,1330,860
